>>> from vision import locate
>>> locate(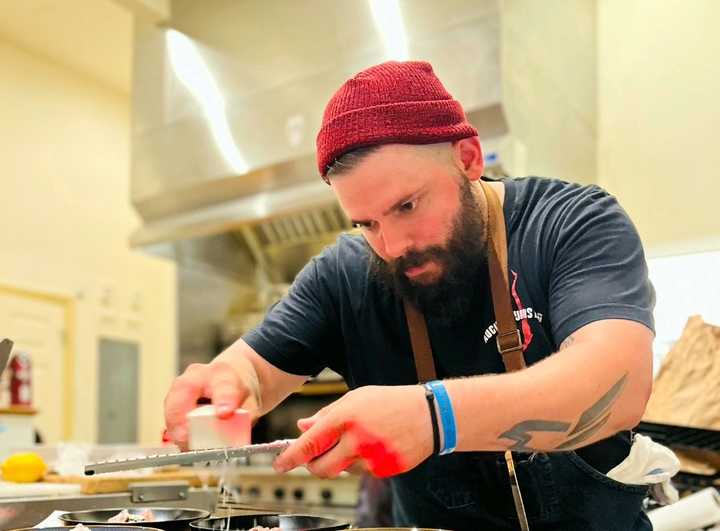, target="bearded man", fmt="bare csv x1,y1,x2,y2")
164,61,656,530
